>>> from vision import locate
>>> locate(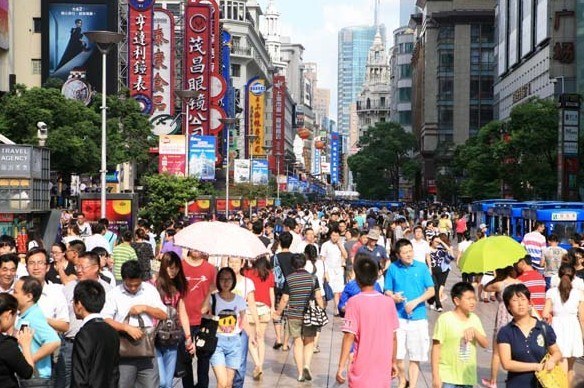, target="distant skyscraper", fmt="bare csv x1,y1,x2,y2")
337,25,386,137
